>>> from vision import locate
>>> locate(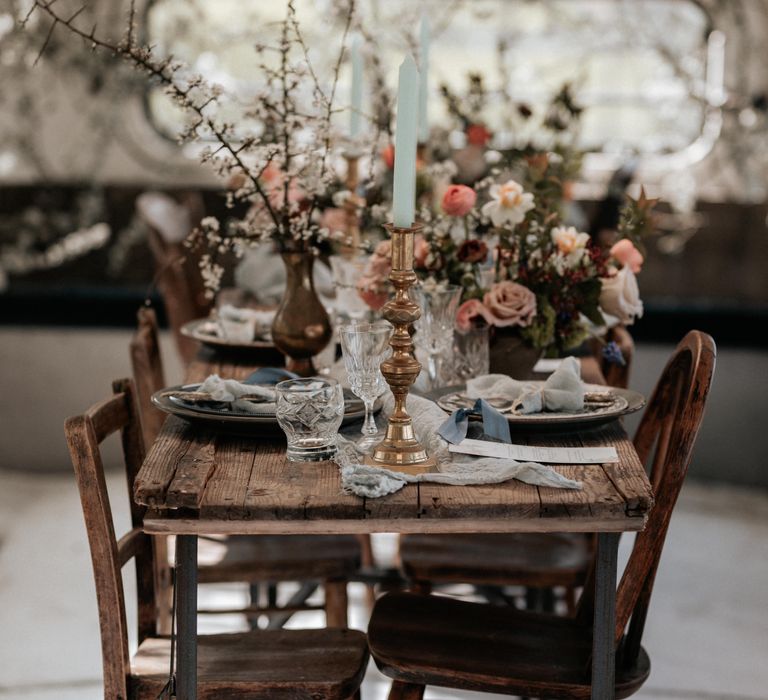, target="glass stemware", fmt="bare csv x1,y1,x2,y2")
453,321,491,382
414,284,462,390
329,255,371,323
338,320,393,452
